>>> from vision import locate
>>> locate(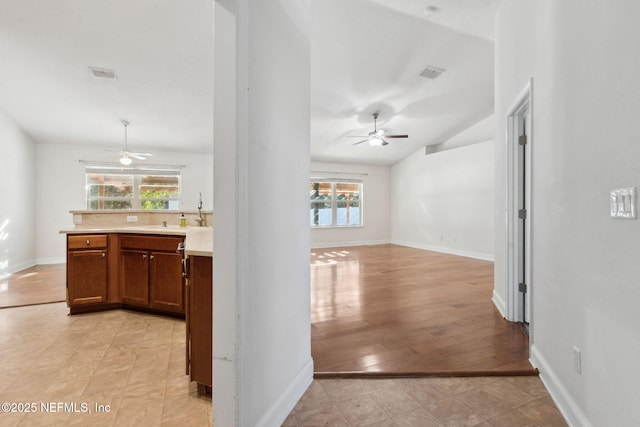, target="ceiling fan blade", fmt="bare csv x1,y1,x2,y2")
129,154,147,160
348,113,408,146
130,152,153,157
347,135,370,138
